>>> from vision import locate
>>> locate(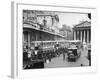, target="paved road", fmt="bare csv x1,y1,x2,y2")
44,48,89,68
